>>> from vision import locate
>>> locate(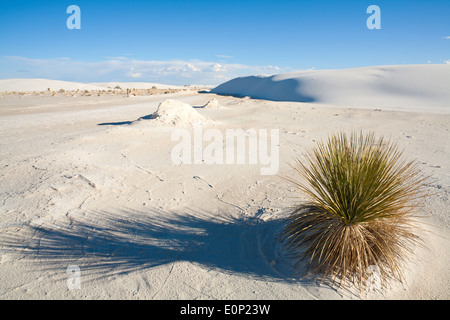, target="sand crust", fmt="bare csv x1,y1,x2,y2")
0,67,449,299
